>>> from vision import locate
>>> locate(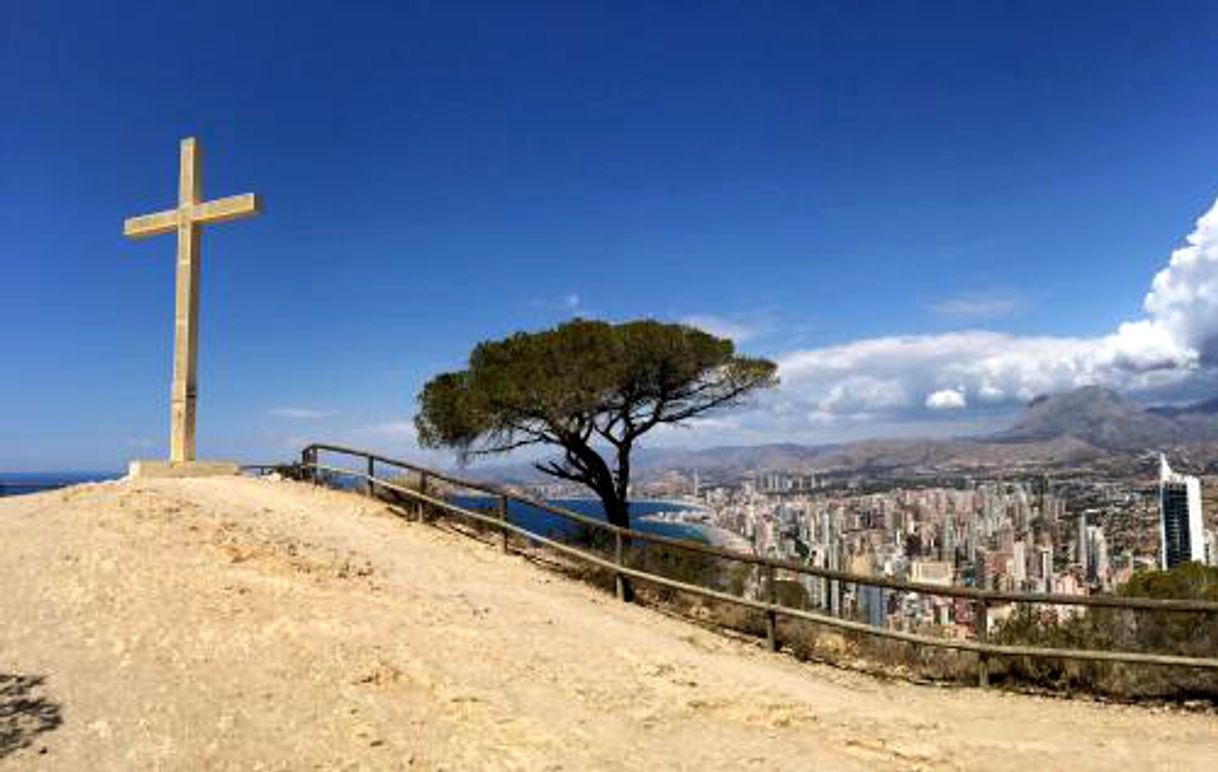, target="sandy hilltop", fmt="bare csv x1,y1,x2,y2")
2,477,1217,770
